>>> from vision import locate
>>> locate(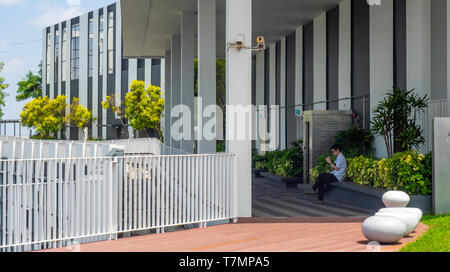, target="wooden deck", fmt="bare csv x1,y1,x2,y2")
41,217,428,252
39,177,428,252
